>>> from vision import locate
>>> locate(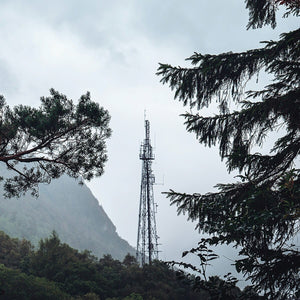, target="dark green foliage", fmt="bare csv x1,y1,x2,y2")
0,231,33,270
0,89,111,197
122,253,139,267
0,232,207,300
245,0,300,29
168,248,262,300
0,264,68,300
245,0,277,29
157,1,299,299
28,231,99,295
